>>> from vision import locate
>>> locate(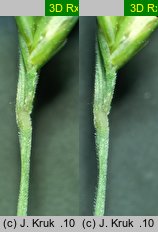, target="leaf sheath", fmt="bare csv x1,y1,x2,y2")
93,31,116,216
